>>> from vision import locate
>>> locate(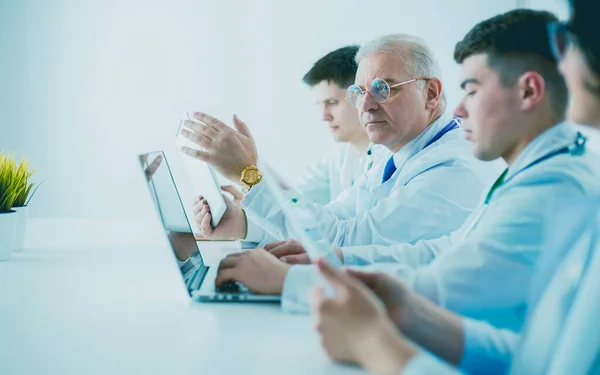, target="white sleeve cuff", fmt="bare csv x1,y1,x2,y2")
241,180,265,207
241,182,265,243
240,181,274,243
244,214,266,244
